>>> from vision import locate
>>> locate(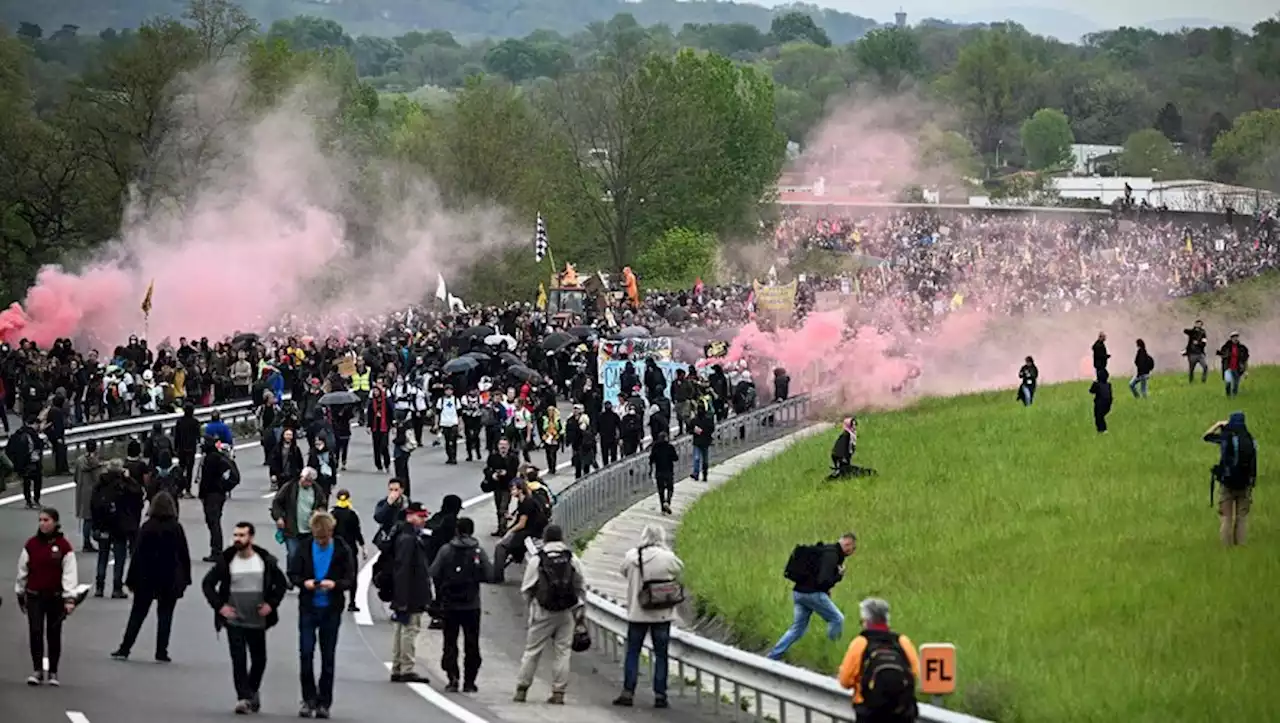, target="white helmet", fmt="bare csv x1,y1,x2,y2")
142,370,154,382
